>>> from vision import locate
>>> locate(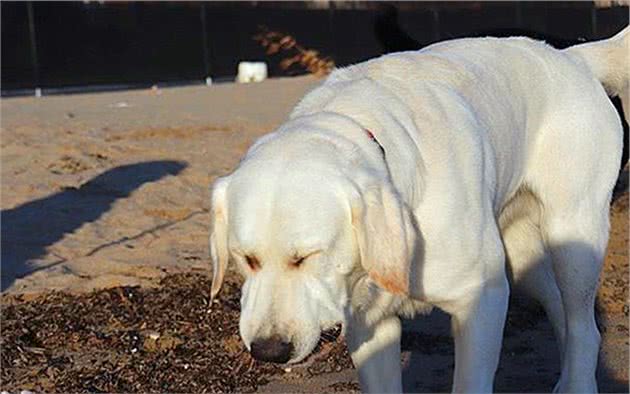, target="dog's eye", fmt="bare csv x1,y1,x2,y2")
245,255,261,271
291,257,305,268
289,250,320,268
